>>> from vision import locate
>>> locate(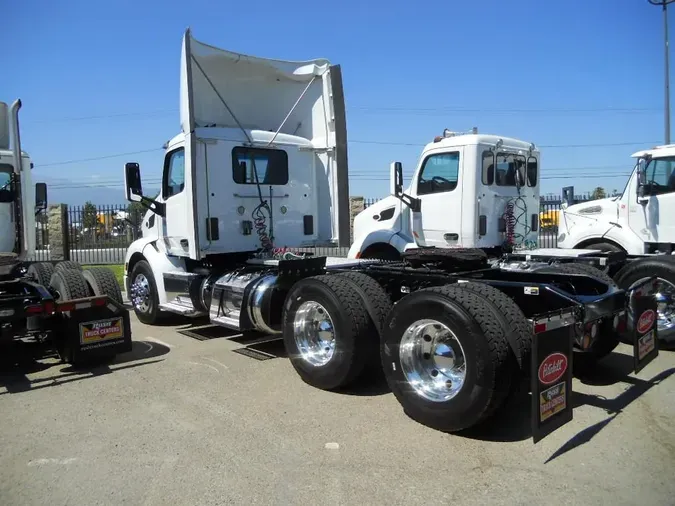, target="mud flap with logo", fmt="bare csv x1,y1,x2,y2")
55,301,133,365
628,277,659,374
530,309,576,444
